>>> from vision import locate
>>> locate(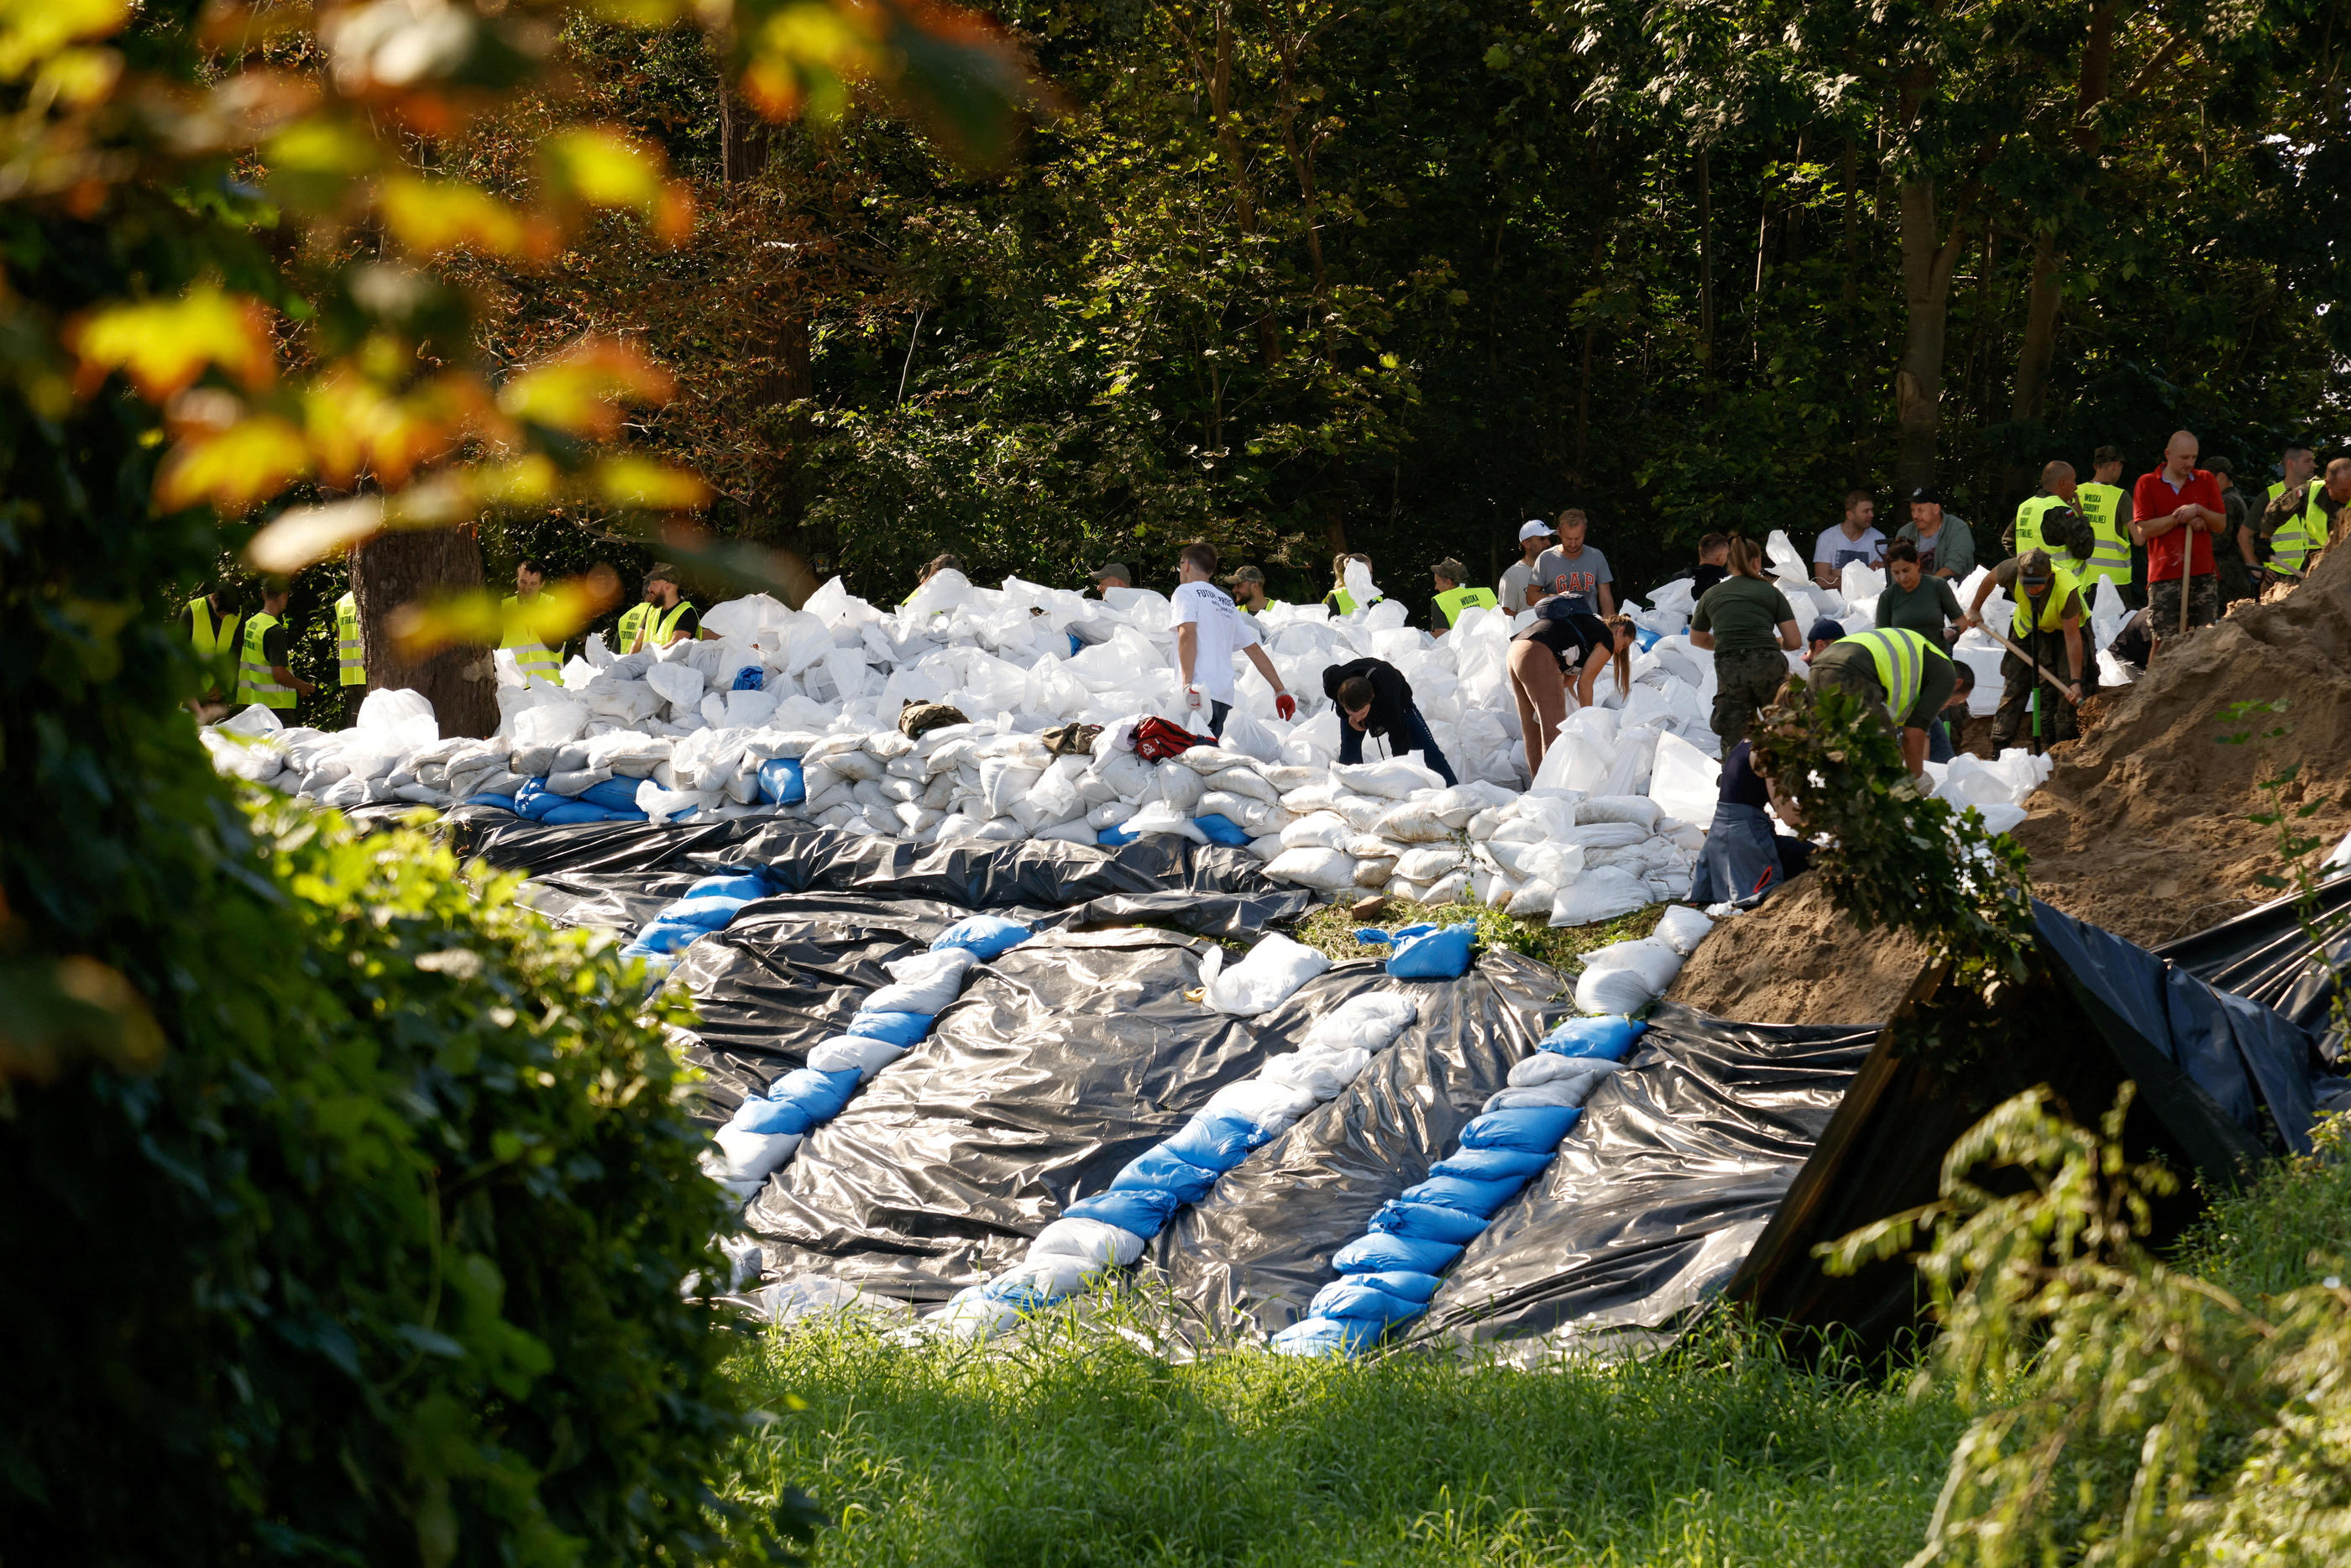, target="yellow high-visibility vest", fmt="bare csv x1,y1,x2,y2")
234,611,296,709
335,592,365,686
1433,586,1500,625
2012,494,2066,557
500,593,562,682
187,597,241,698
2269,478,2330,576
2073,482,2133,590
616,602,651,651
2012,562,2084,636
1842,626,1945,727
